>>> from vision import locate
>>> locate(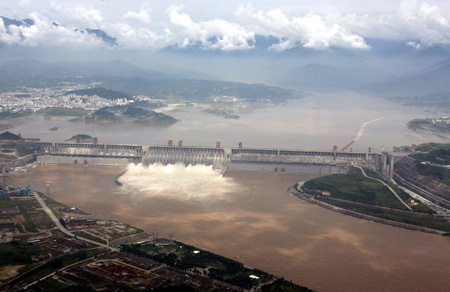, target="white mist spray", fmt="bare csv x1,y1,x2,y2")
118,163,241,201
